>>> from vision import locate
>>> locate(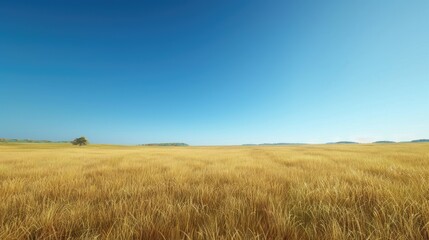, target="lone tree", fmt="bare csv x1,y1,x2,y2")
71,137,88,146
